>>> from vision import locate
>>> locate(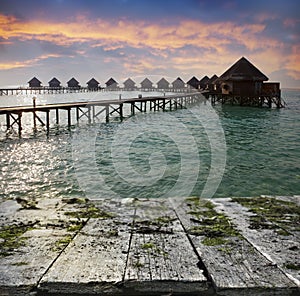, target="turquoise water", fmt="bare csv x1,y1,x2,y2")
0,89,299,200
